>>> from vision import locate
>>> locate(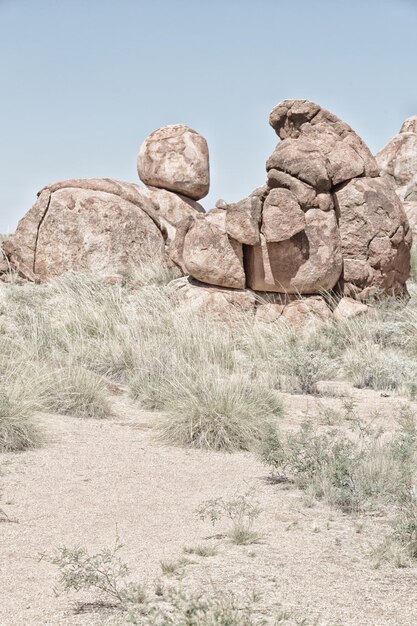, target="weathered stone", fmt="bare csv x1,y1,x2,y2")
182,219,245,289
281,296,332,328
138,185,204,243
137,124,209,200
255,303,284,324
250,184,269,201
34,187,165,280
166,216,194,274
169,276,256,317
267,169,333,211
269,99,379,180
267,137,331,192
334,177,411,298
377,117,417,229
205,208,227,230
261,189,305,242
245,210,342,293
5,178,206,281
225,197,261,245
333,297,370,321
